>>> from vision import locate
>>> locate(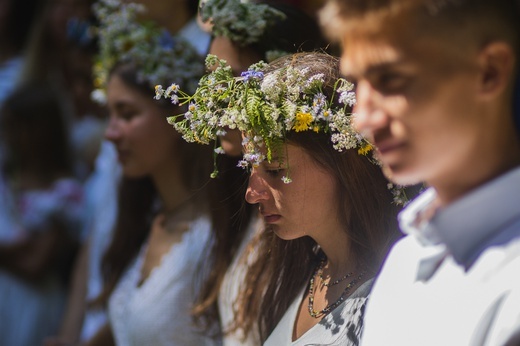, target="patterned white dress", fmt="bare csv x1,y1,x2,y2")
263,279,374,346
108,215,219,346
